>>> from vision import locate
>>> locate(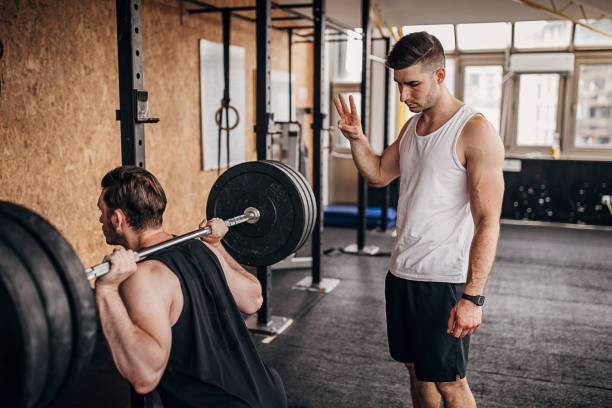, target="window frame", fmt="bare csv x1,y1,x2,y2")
505,72,567,156
456,54,507,135
561,52,612,160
